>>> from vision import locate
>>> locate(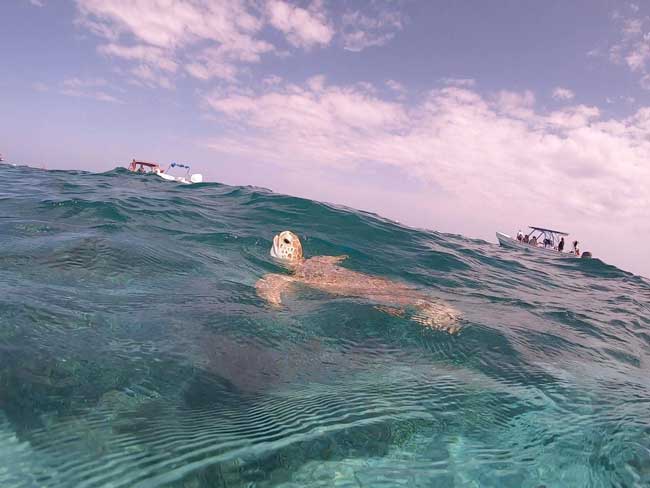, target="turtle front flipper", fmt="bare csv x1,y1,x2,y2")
255,274,295,306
